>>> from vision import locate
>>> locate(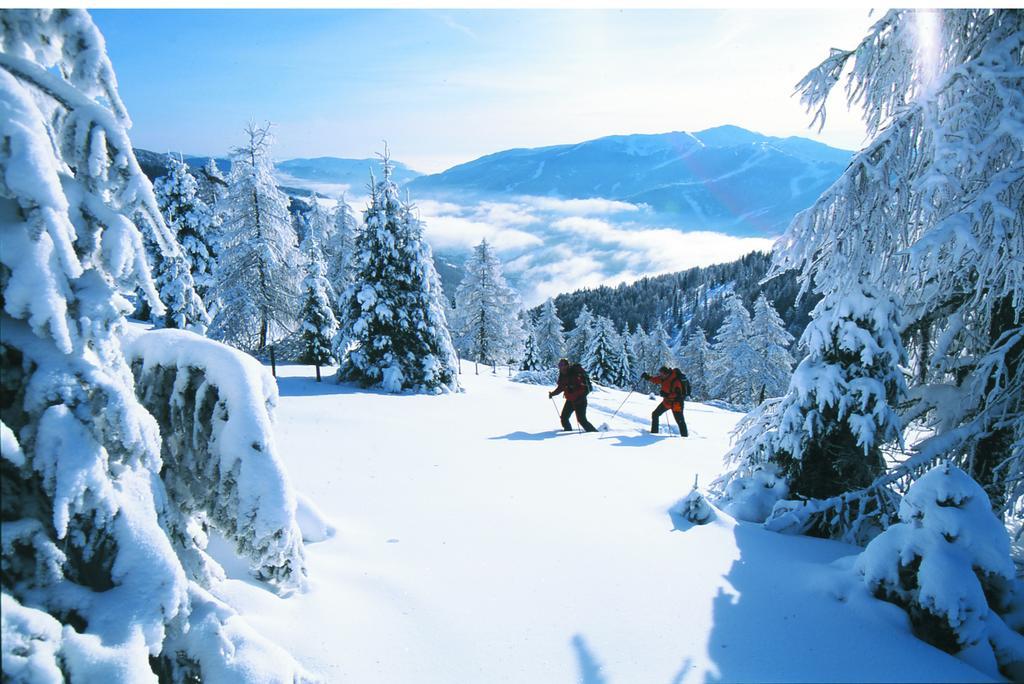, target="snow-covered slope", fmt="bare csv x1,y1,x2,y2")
211,365,992,683
408,126,852,236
